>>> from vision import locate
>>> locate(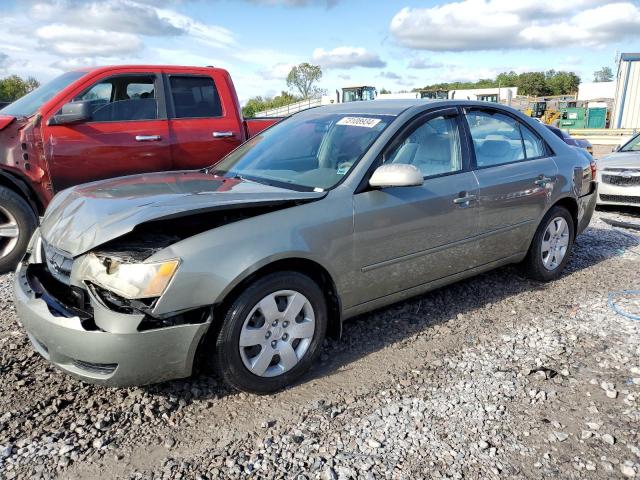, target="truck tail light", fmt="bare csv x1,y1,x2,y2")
590,160,597,181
